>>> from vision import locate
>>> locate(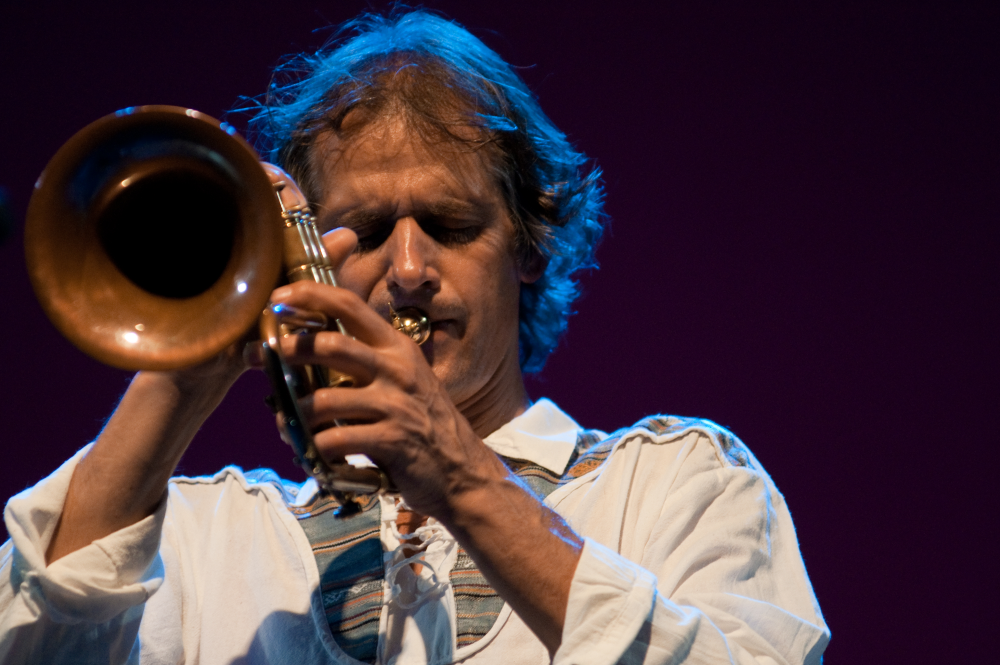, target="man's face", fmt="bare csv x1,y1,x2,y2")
313,116,530,407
